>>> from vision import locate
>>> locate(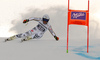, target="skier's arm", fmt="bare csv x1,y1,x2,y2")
28,17,41,21
48,26,59,41
23,17,41,23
